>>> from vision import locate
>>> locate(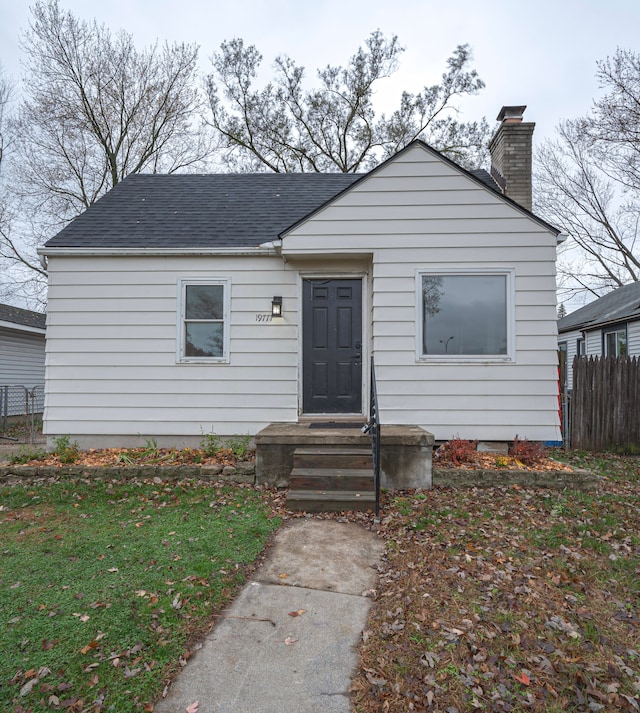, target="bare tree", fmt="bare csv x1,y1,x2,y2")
0,66,9,173
0,68,40,306
1,0,214,300
589,49,640,192
535,50,640,299
206,32,491,173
